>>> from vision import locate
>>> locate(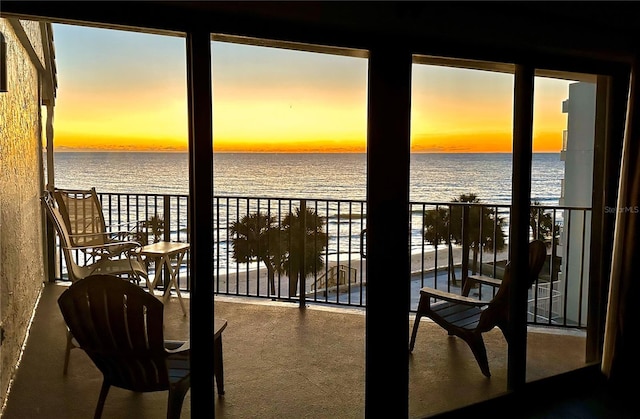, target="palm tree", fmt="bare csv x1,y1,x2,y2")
280,206,328,297
422,206,449,246
530,200,561,280
230,212,283,295
450,194,506,274
422,206,458,284
423,194,506,279
530,200,559,244
145,213,165,244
